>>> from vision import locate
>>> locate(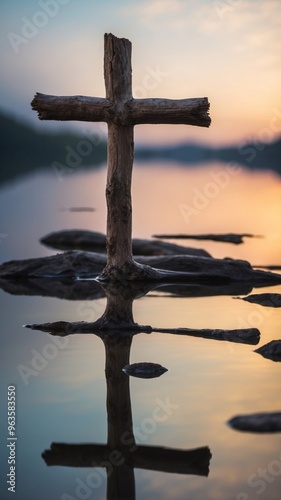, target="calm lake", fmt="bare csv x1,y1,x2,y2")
0,161,281,500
